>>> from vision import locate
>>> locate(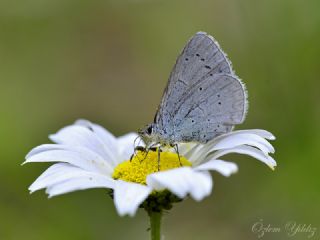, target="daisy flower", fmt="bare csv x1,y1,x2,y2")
25,119,276,218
